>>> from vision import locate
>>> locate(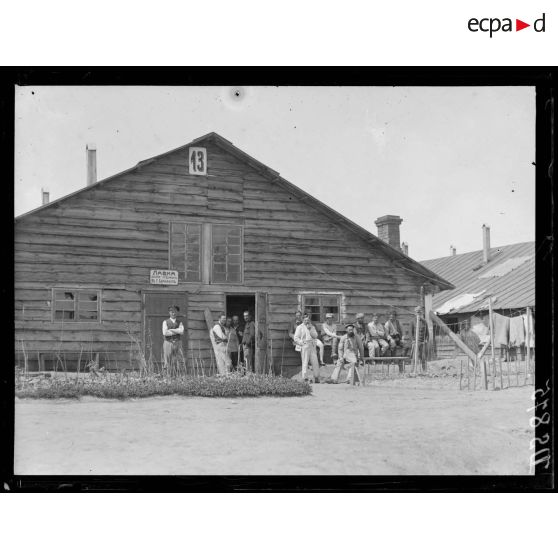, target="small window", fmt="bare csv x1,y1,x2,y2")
211,225,243,284
301,294,341,323
170,222,202,282
53,289,100,322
